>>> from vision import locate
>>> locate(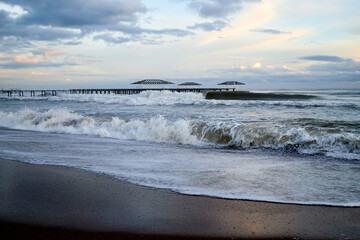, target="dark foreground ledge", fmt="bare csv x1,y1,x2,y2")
205,91,316,100
0,159,359,240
